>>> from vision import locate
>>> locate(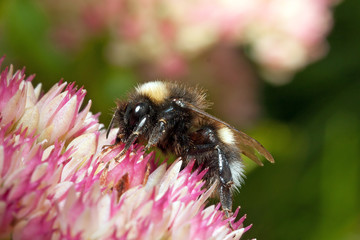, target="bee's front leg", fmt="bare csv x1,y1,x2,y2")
144,118,167,151
102,135,121,150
